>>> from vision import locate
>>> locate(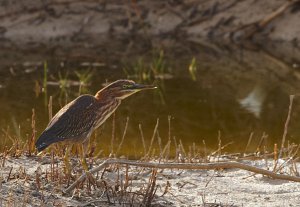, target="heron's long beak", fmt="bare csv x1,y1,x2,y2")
132,84,157,90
